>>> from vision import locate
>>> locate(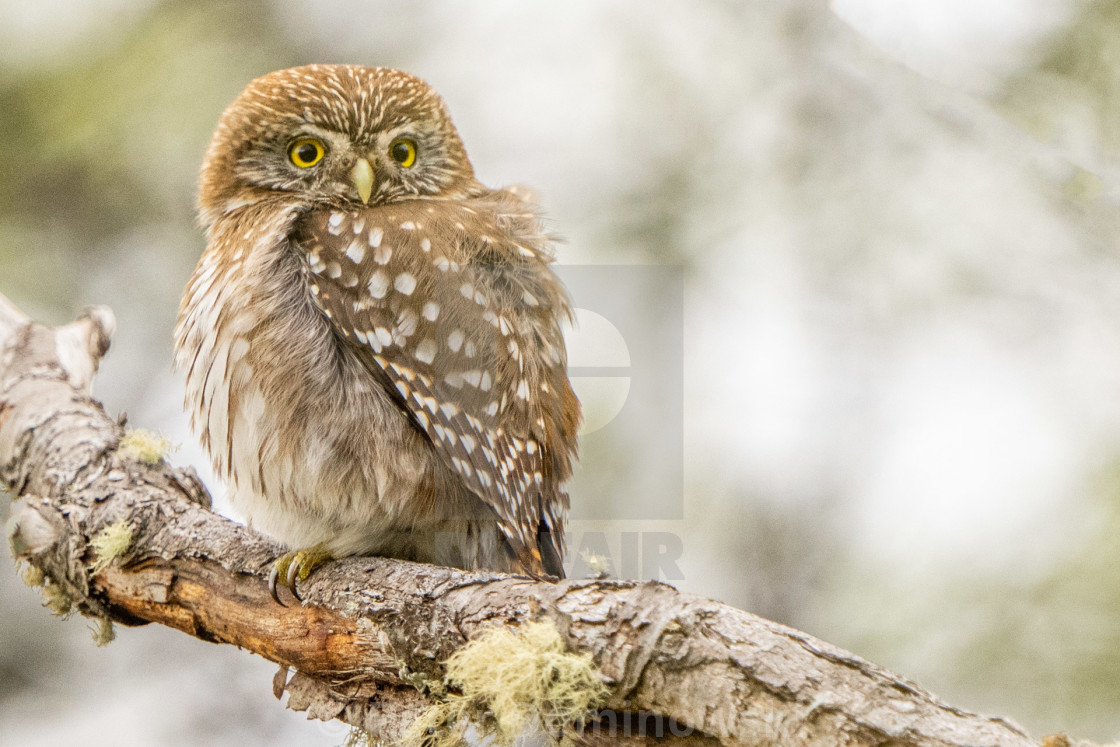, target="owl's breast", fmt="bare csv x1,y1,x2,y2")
174,209,440,550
